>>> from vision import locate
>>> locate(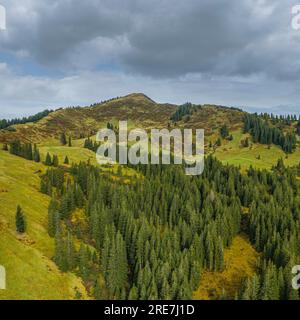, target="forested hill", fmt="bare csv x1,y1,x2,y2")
1,93,300,300
1,94,300,172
